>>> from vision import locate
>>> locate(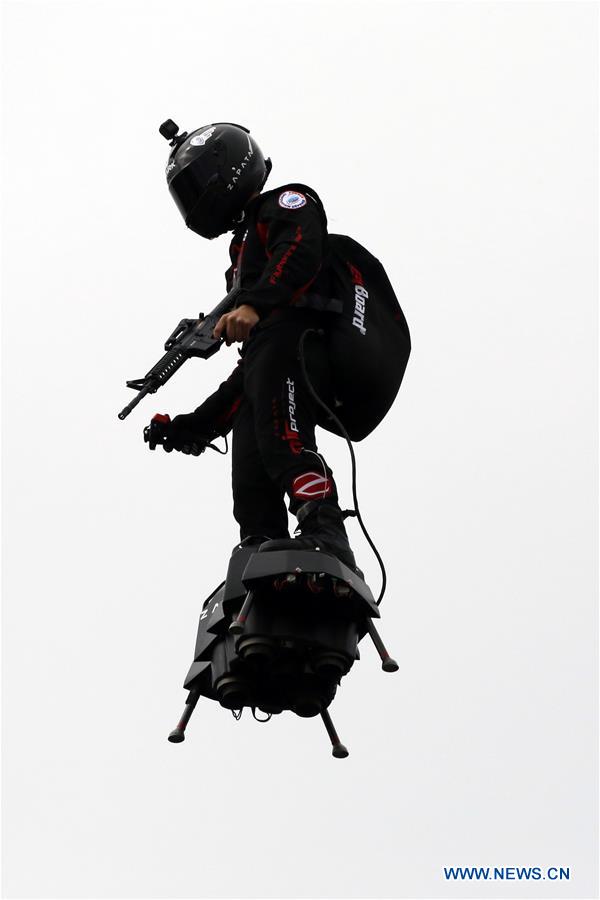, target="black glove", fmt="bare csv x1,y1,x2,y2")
144,413,218,456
